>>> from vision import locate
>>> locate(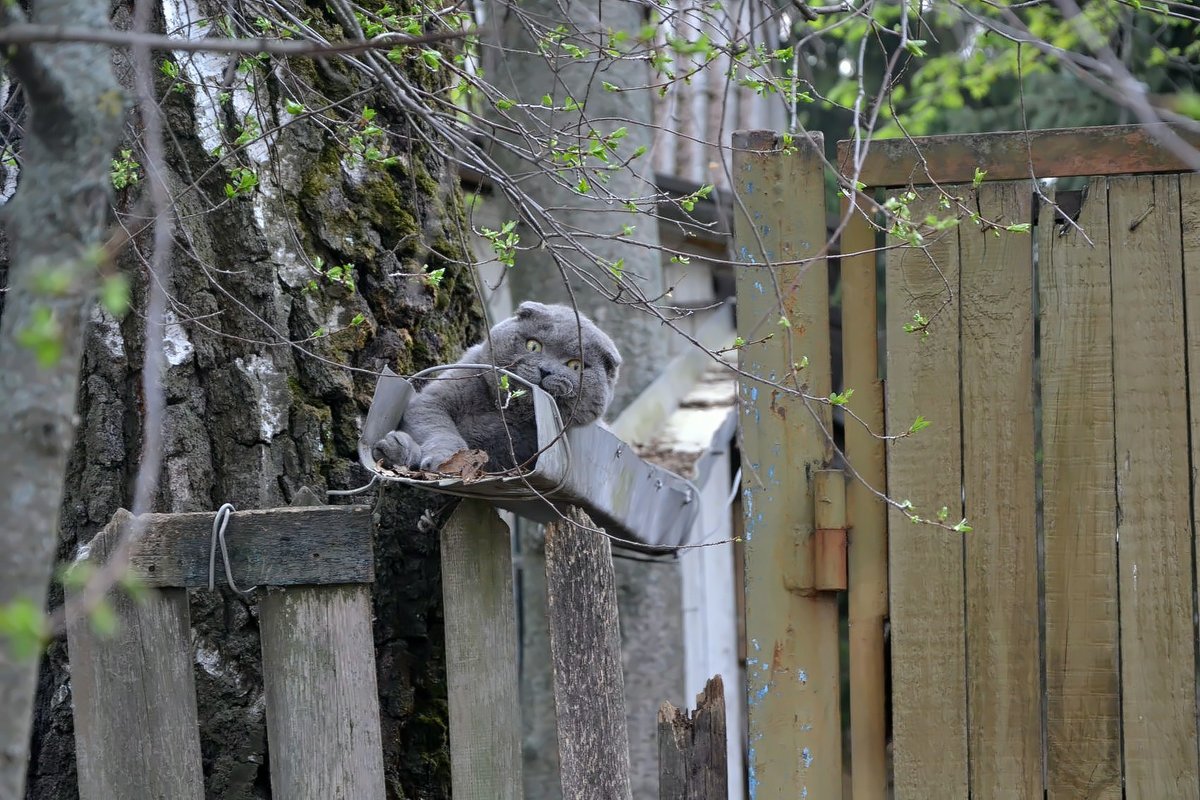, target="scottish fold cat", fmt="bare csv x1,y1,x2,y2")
372,301,622,473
